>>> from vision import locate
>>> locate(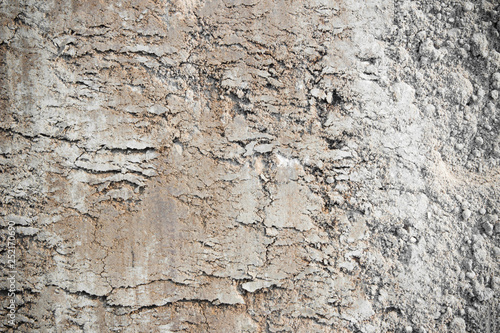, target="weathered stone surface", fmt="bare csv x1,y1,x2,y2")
1,0,499,332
